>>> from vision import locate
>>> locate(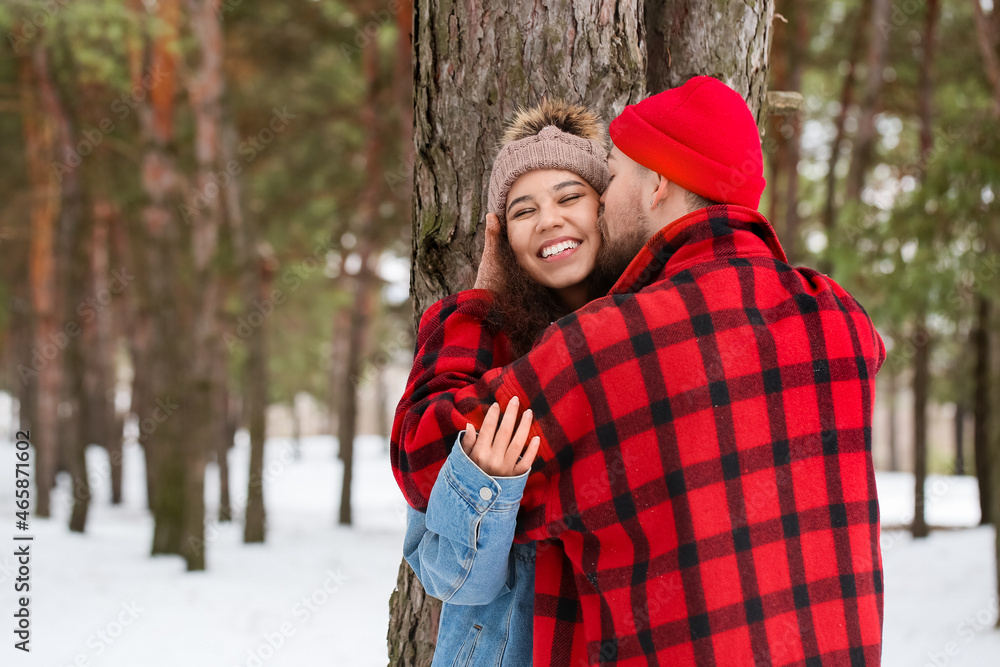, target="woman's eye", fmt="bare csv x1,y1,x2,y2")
512,208,533,219
560,194,583,204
